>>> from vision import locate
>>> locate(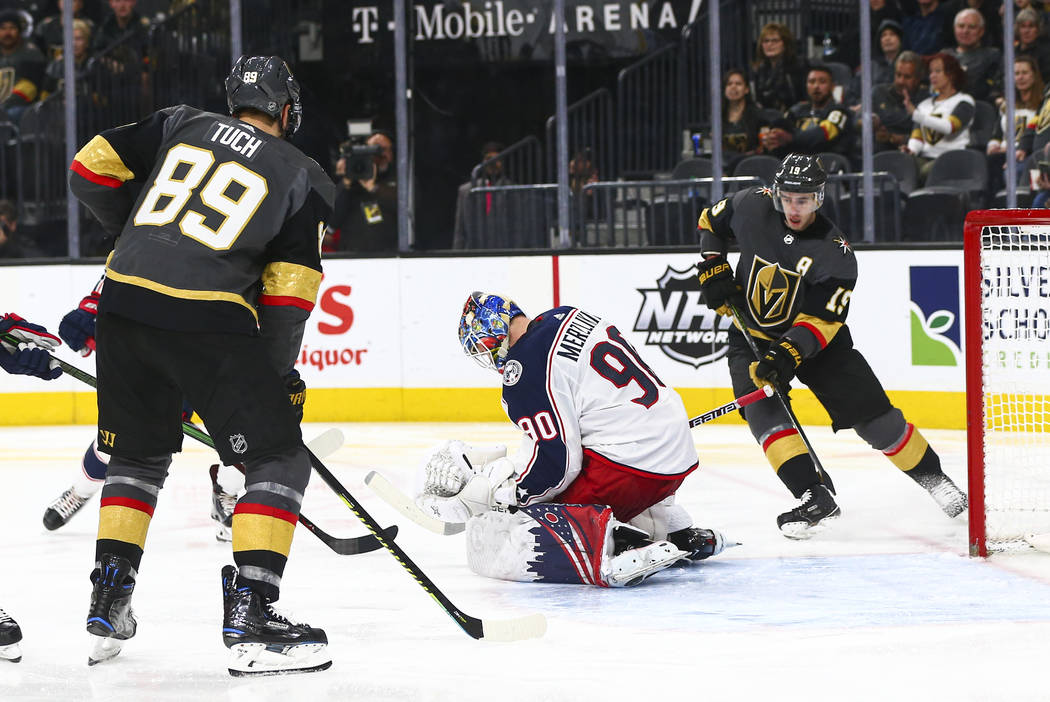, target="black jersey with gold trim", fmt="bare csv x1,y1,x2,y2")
69,104,335,343
697,187,857,356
